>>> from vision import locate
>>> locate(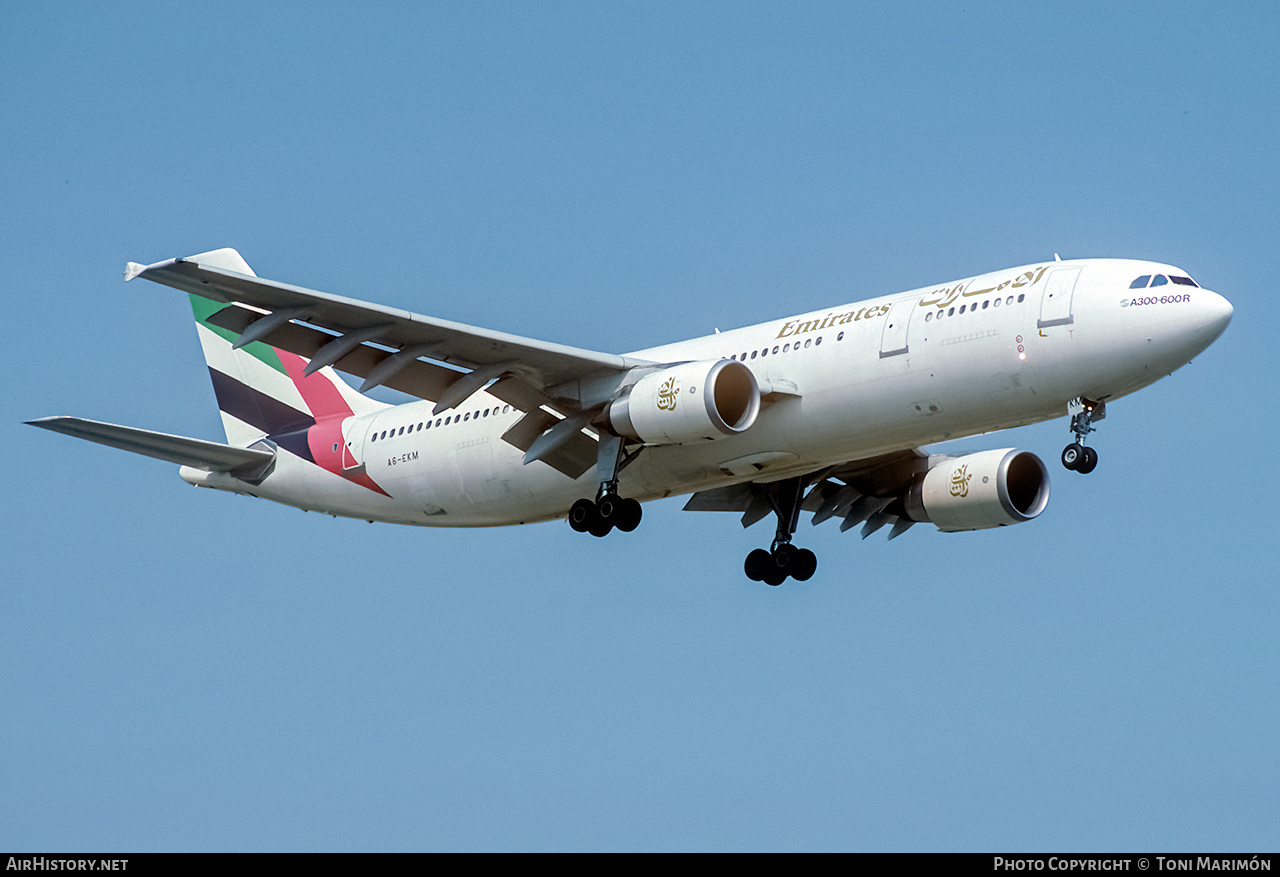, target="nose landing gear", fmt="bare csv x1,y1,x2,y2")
1060,442,1097,473
1061,396,1103,474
